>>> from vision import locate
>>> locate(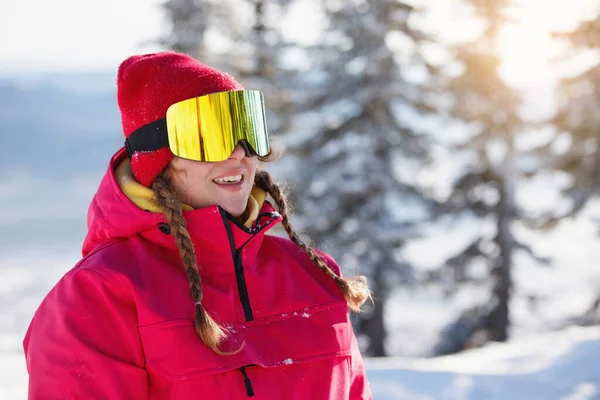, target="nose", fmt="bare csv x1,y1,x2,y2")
227,143,246,161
